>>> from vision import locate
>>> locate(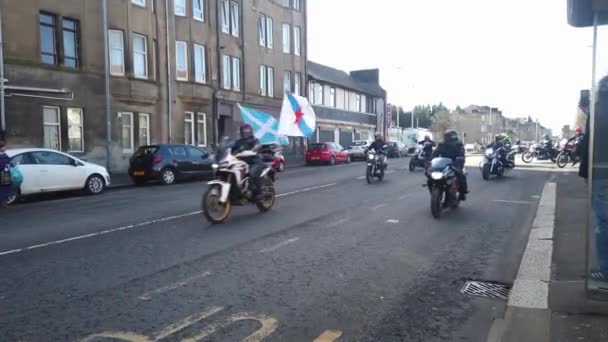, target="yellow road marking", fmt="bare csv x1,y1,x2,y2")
154,306,224,340
182,312,278,342
313,330,343,342
80,331,153,342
